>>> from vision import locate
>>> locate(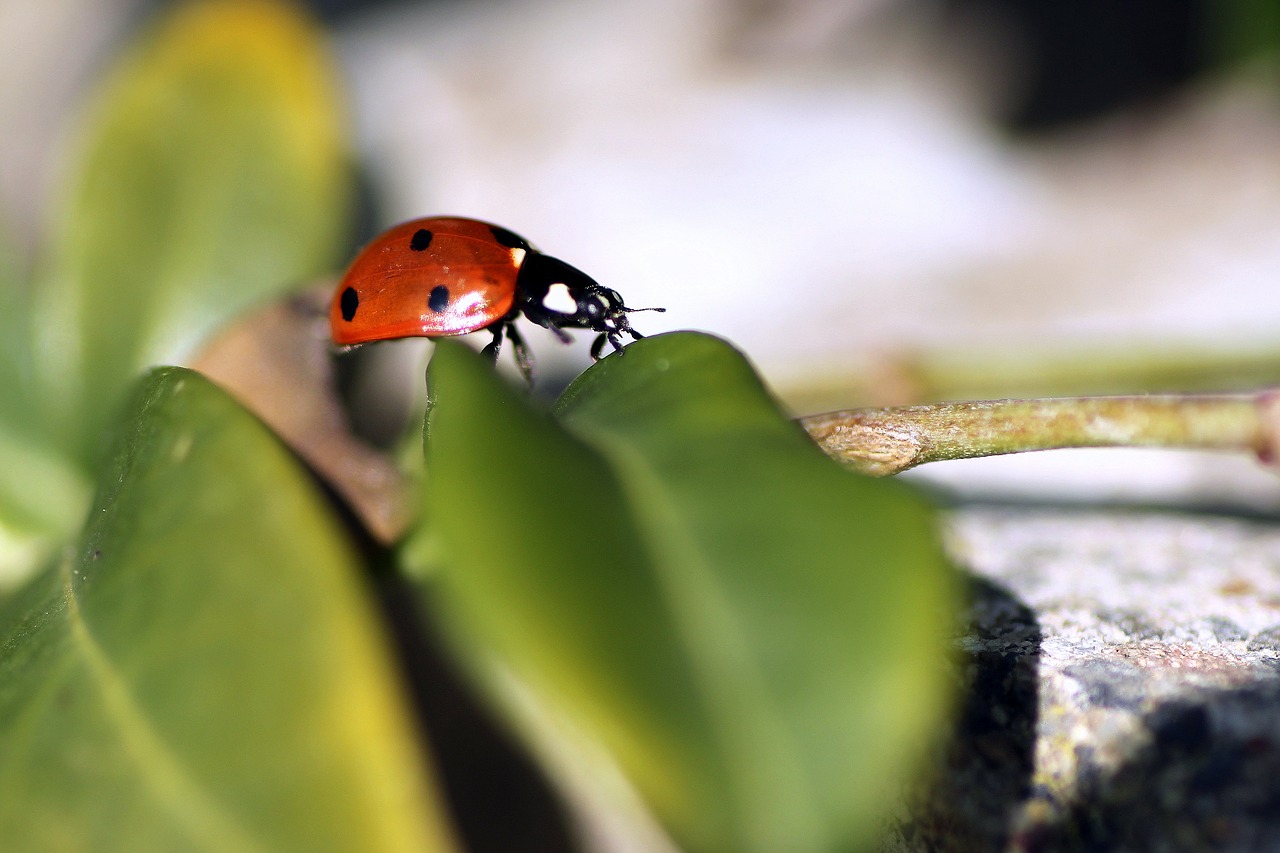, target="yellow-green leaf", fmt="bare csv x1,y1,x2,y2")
36,0,350,467
0,367,455,852
0,235,88,586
